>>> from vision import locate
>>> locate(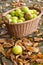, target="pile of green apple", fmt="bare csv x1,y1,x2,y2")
5,6,39,24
